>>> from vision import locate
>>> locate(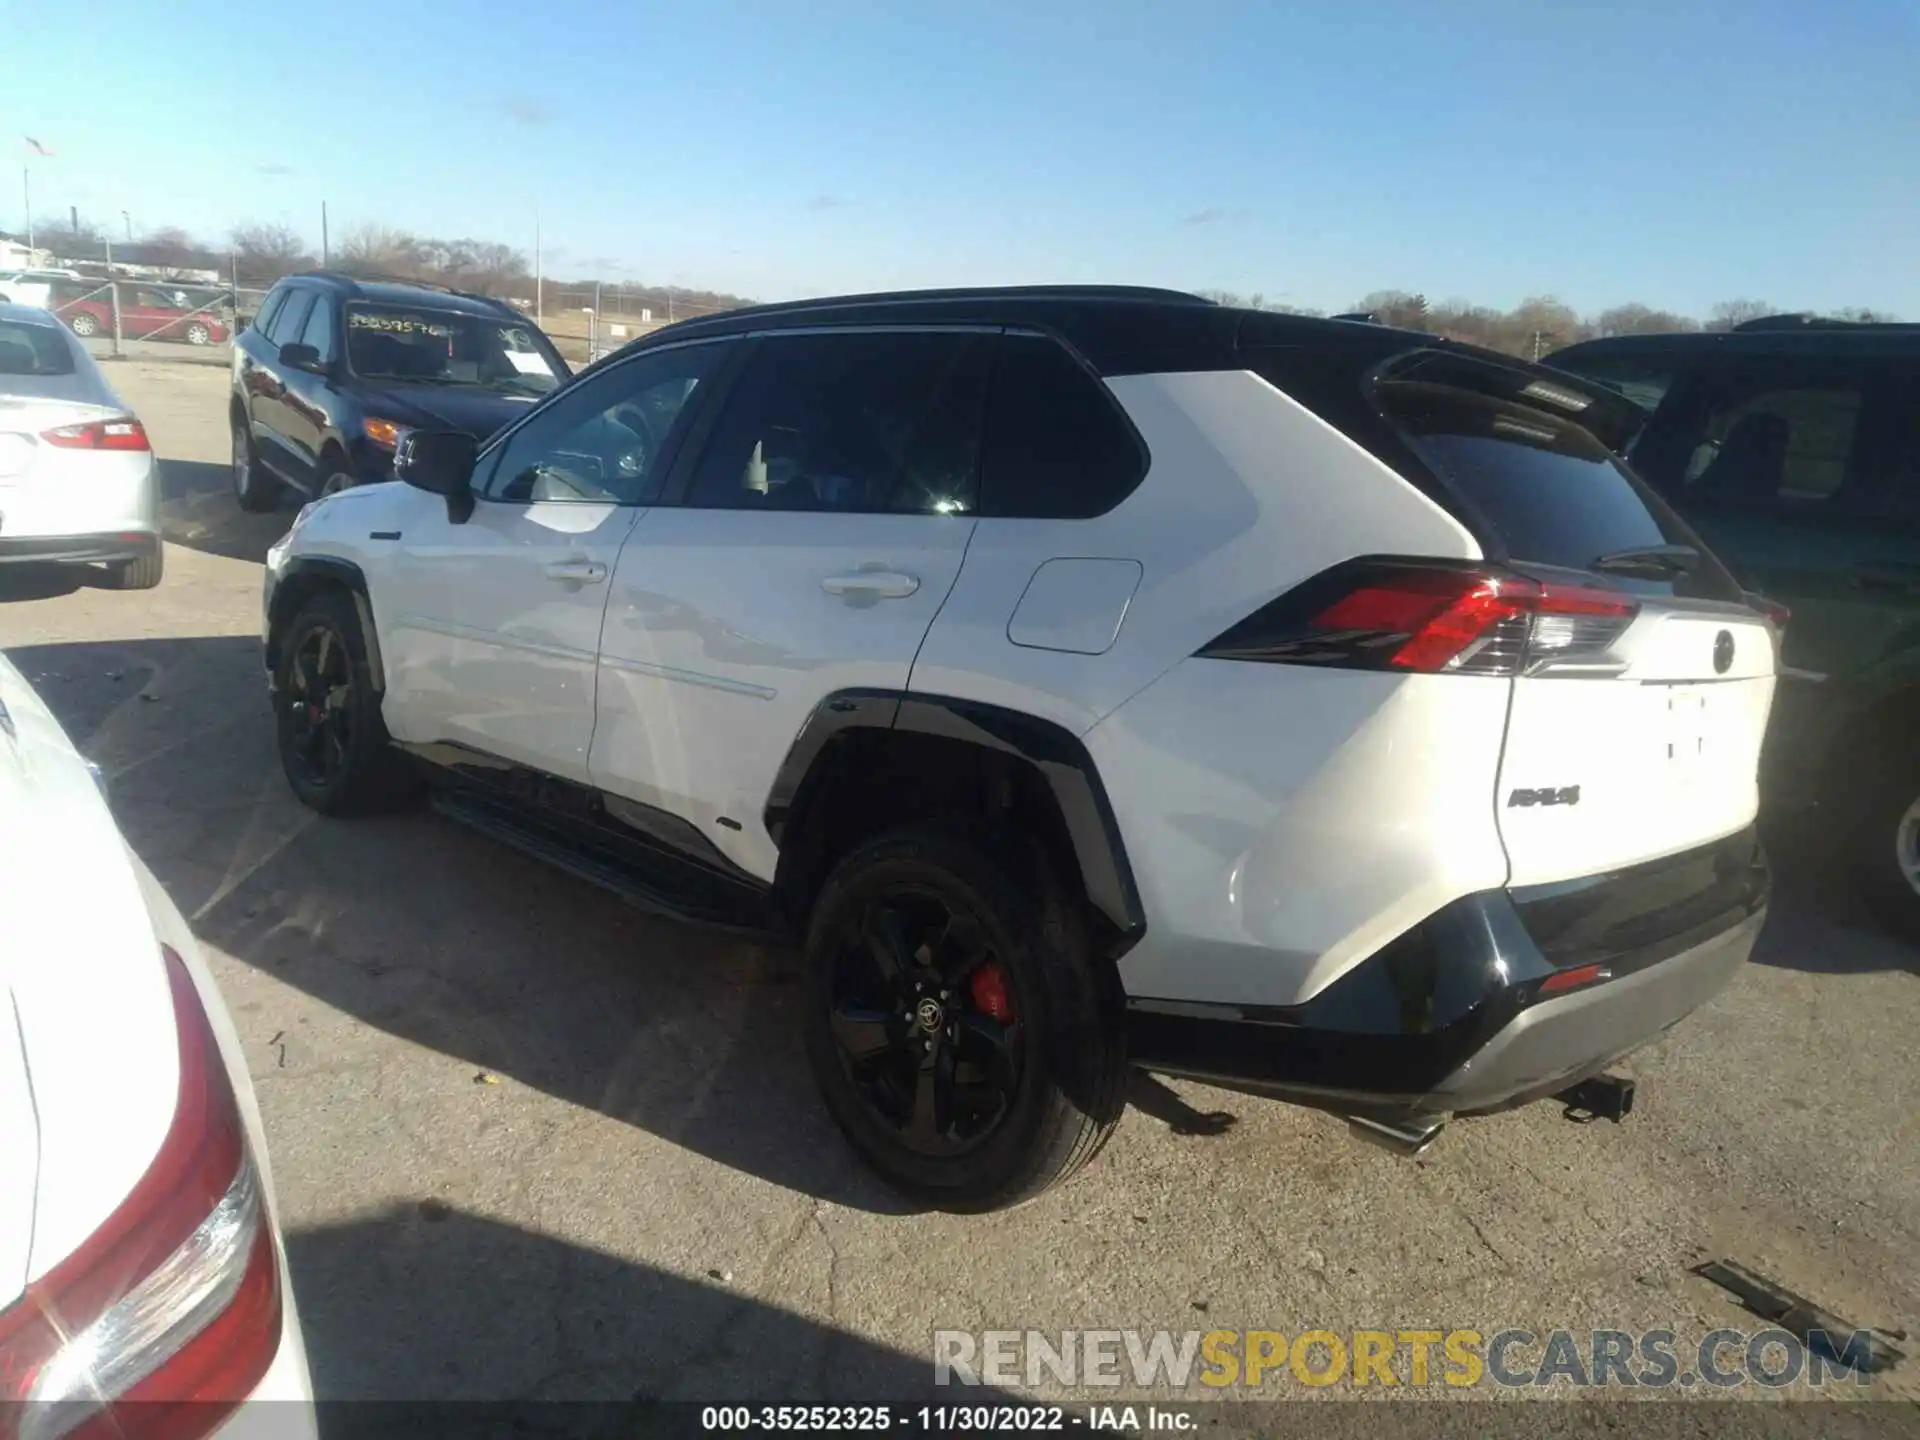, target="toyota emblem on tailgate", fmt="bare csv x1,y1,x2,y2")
1713,630,1735,674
